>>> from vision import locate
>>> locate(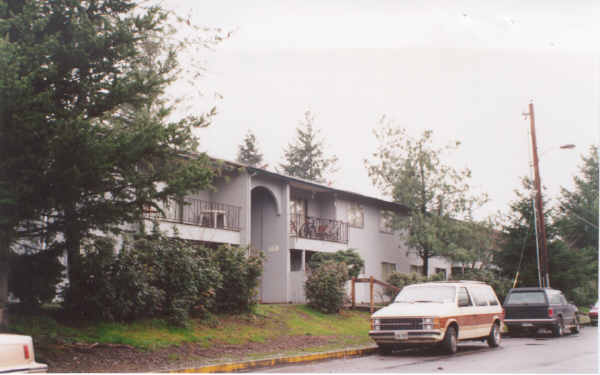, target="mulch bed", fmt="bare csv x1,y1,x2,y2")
38,335,337,373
